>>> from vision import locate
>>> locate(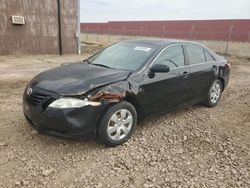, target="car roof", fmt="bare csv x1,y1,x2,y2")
124,39,202,48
